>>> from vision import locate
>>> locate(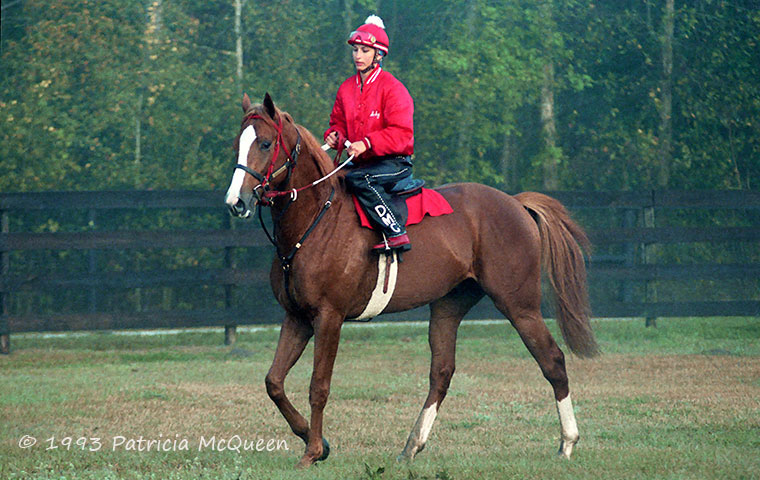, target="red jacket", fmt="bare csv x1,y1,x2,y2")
324,67,414,161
